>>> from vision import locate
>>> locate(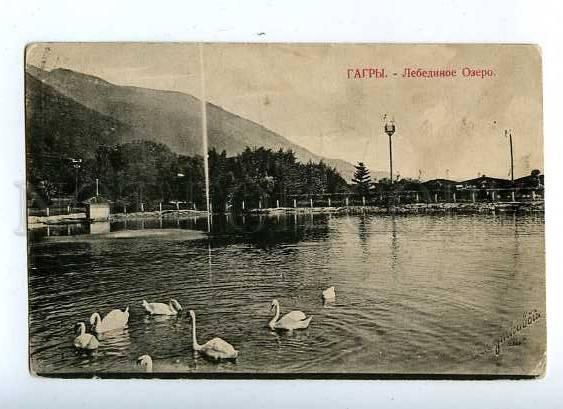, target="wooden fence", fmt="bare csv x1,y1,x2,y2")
27,187,544,217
